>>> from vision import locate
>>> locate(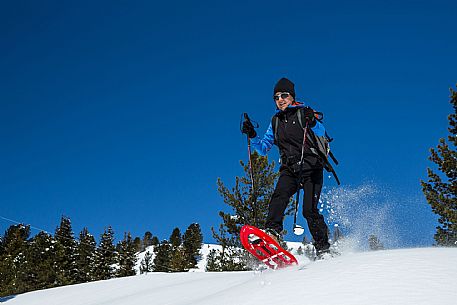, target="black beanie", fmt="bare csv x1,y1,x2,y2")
273,78,295,98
